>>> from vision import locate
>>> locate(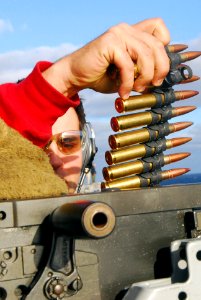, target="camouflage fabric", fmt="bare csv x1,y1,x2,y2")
0,118,68,200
